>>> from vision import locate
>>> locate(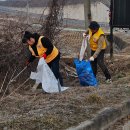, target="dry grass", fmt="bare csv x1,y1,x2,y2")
86,94,103,104
0,19,130,129
0,44,130,130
